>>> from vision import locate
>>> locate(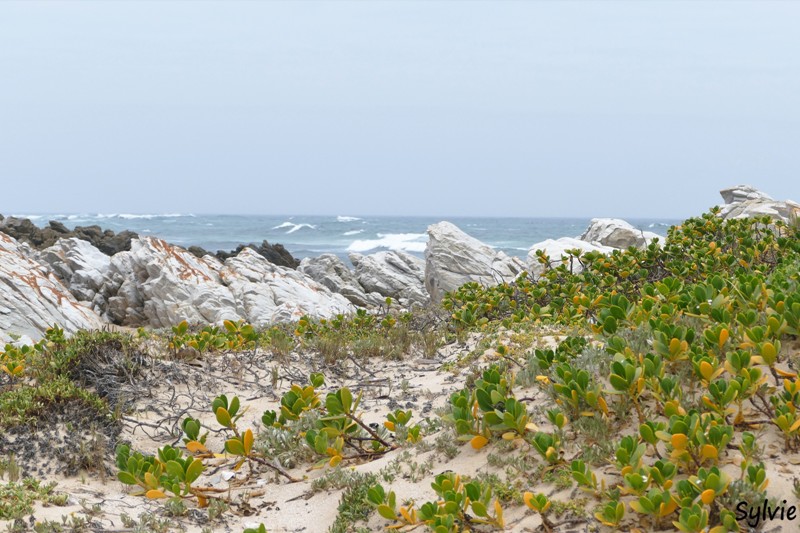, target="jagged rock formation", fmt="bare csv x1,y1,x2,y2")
298,254,384,308
38,238,111,308
349,251,428,307
718,185,800,222
424,221,525,303
0,232,103,343
96,237,353,329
